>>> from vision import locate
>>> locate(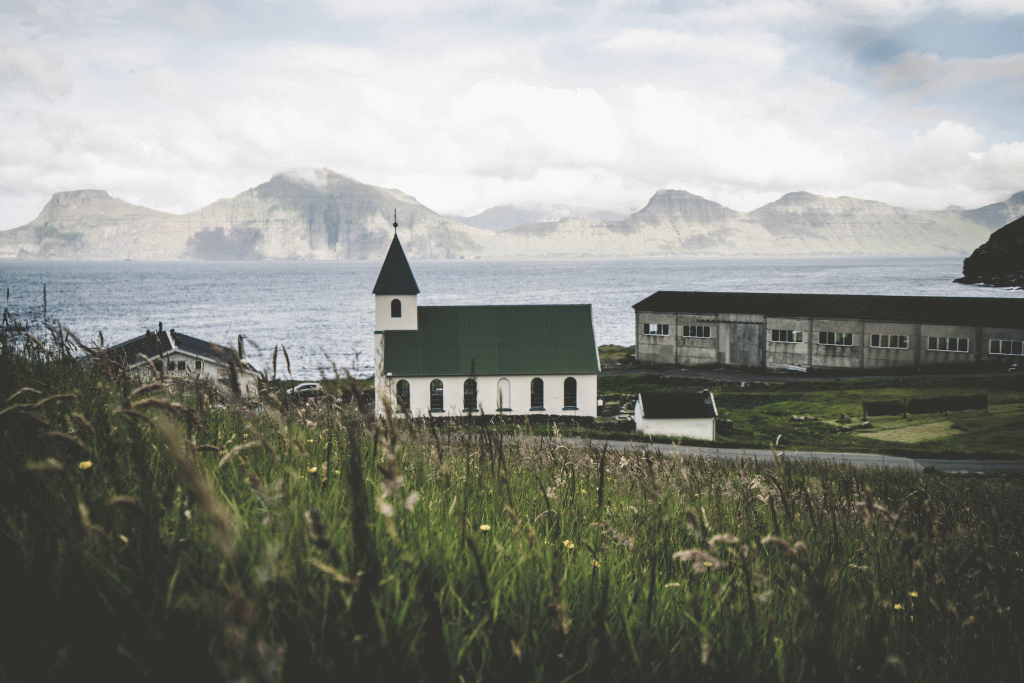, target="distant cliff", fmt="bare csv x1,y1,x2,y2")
956,214,1024,287
1,170,1021,260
